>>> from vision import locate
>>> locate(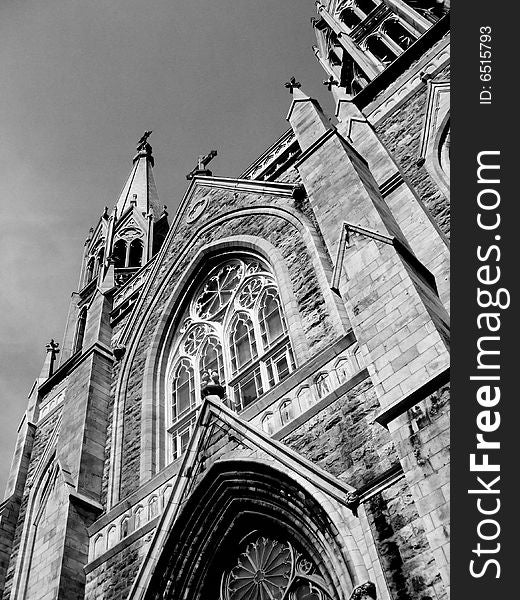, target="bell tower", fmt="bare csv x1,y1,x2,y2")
60,133,169,365
312,0,449,97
